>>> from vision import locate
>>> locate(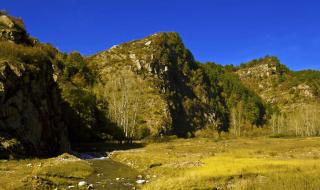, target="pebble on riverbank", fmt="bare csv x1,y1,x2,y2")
136,179,146,184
